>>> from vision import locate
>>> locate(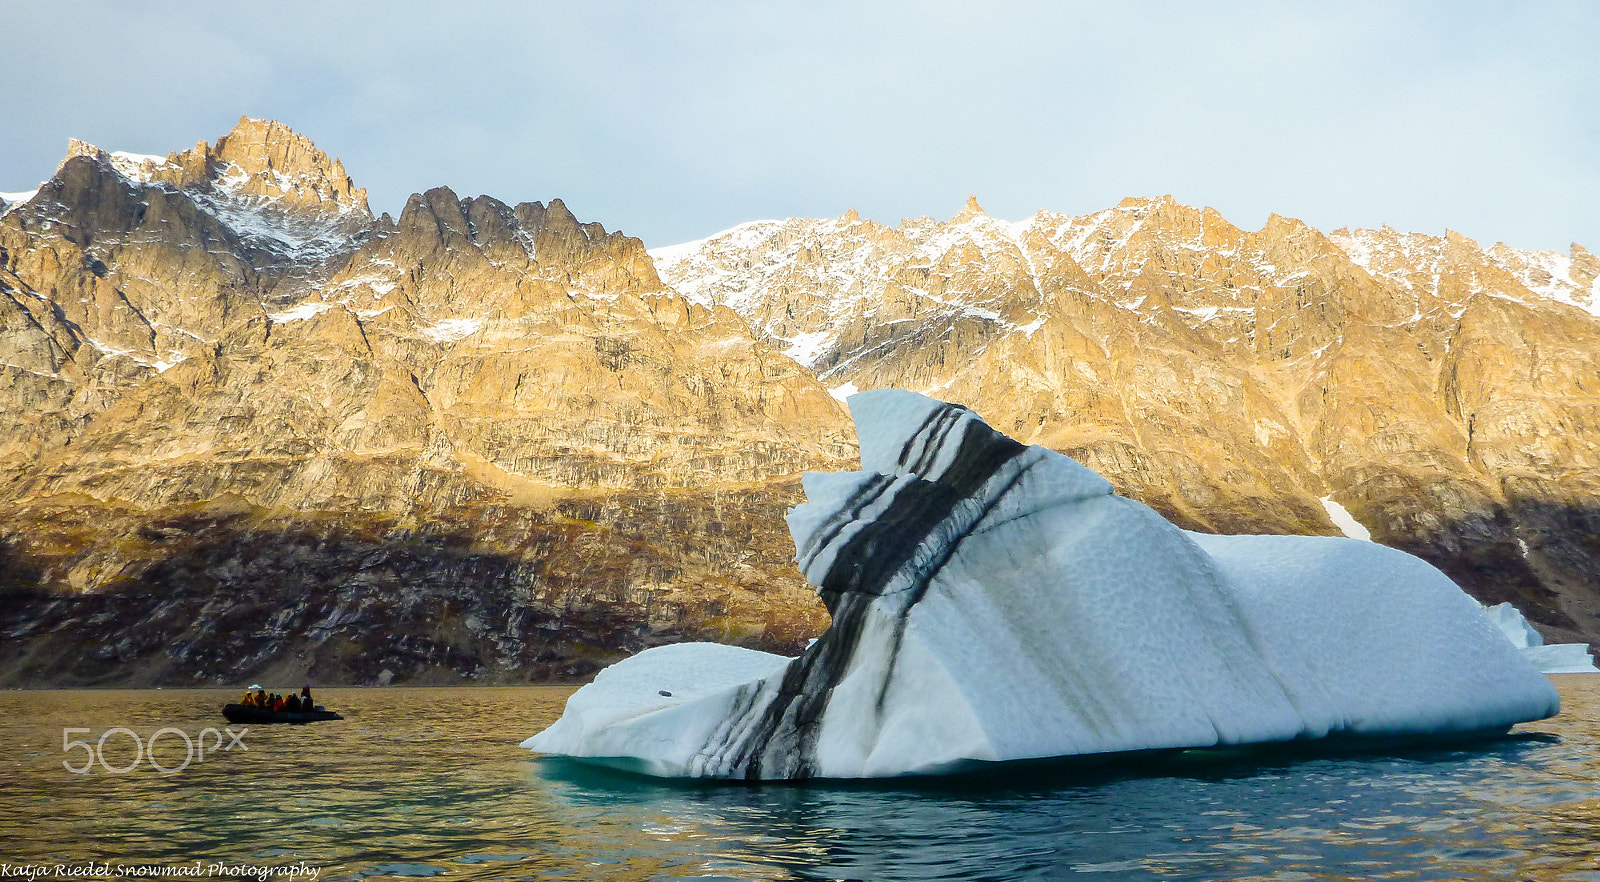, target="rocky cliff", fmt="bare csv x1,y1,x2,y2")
4,119,1596,687
0,118,854,687
654,196,1600,647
